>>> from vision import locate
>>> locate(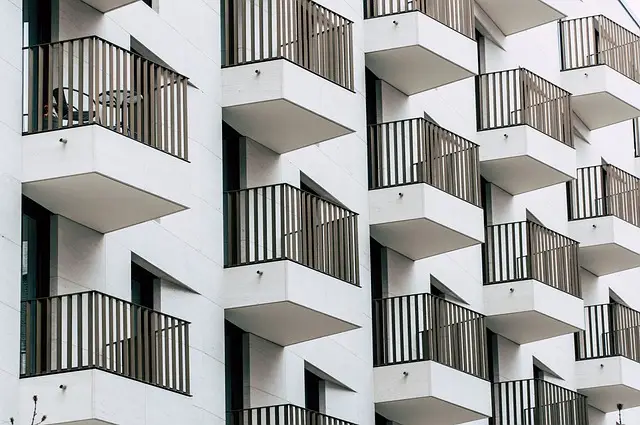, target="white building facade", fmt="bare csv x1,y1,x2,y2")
2,0,640,425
